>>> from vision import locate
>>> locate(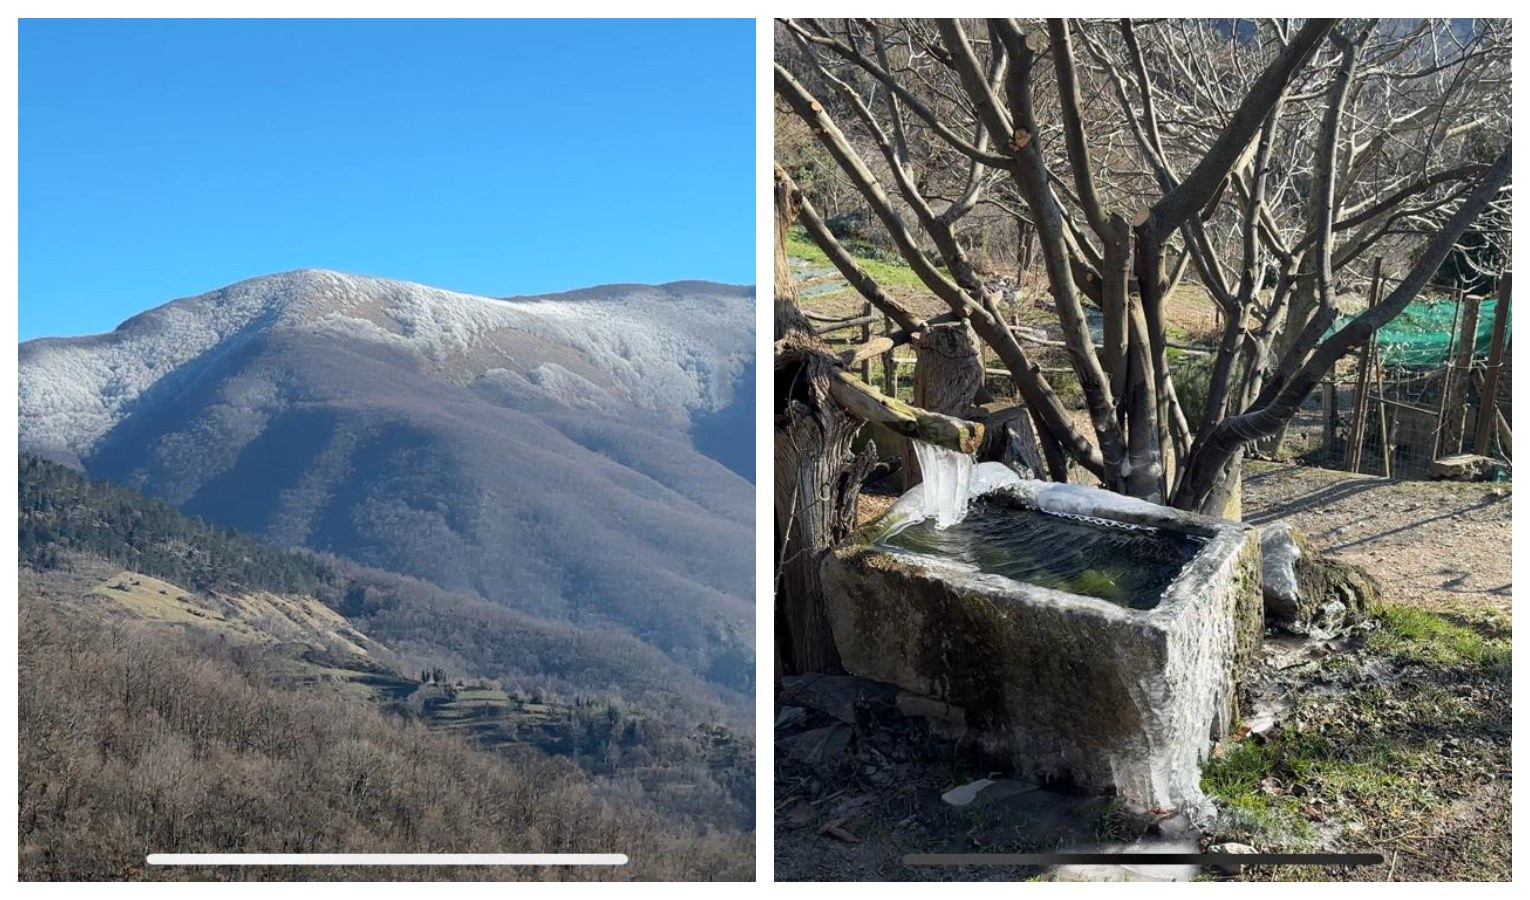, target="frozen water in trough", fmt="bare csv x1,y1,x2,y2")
912,440,974,528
